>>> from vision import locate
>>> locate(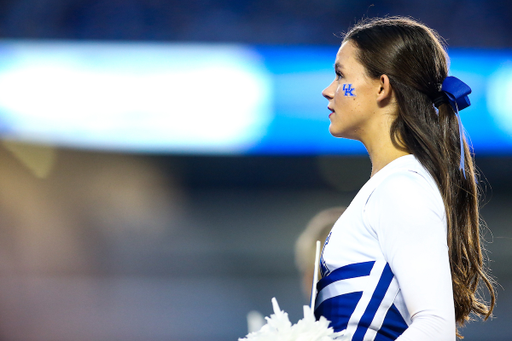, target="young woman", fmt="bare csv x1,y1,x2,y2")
314,17,495,340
